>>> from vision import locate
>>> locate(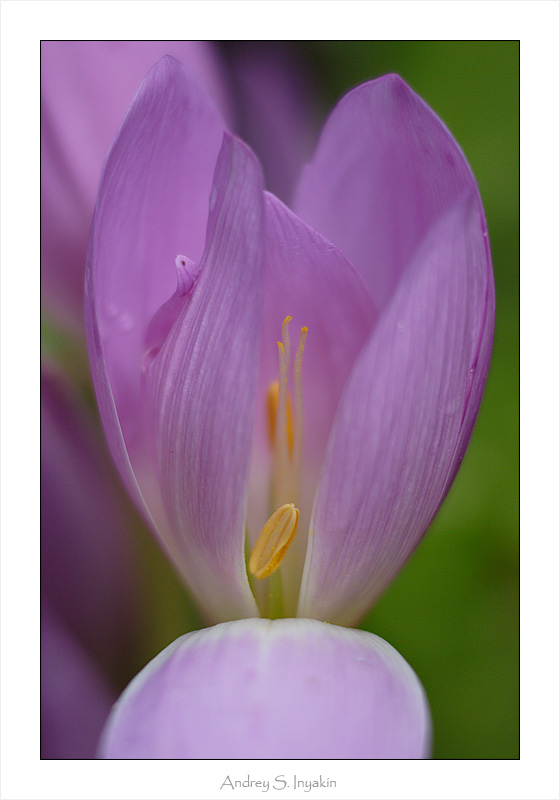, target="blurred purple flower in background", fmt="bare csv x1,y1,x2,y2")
41,368,139,667
81,55,493,758
40,601,114,760
41,366,141,757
